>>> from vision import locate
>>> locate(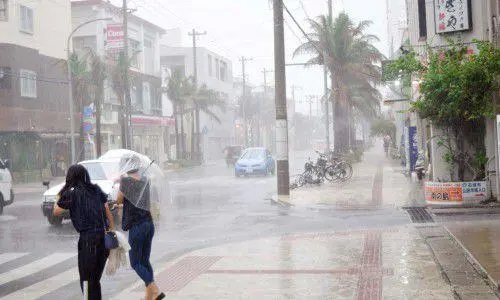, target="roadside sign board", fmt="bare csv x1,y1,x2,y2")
425,181,488,204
